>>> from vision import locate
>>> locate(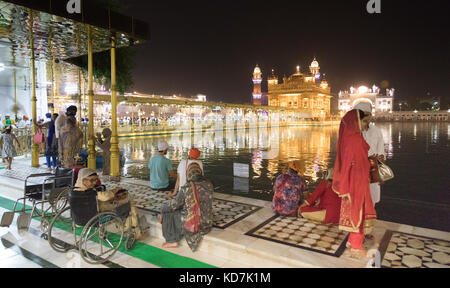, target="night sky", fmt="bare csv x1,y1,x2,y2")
125,0,449,106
